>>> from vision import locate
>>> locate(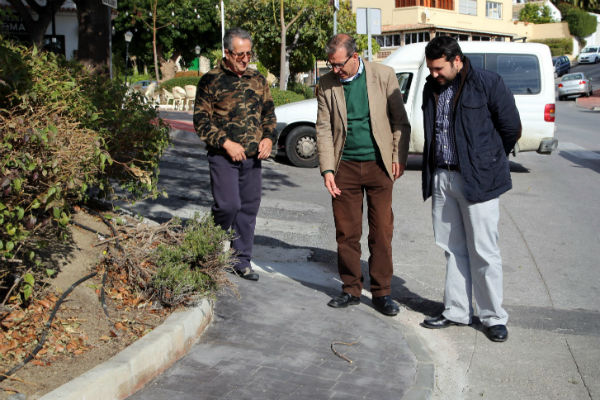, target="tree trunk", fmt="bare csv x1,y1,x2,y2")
278,1,305,91
279,1,288,91
152,0,161,82
74,0,111,74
